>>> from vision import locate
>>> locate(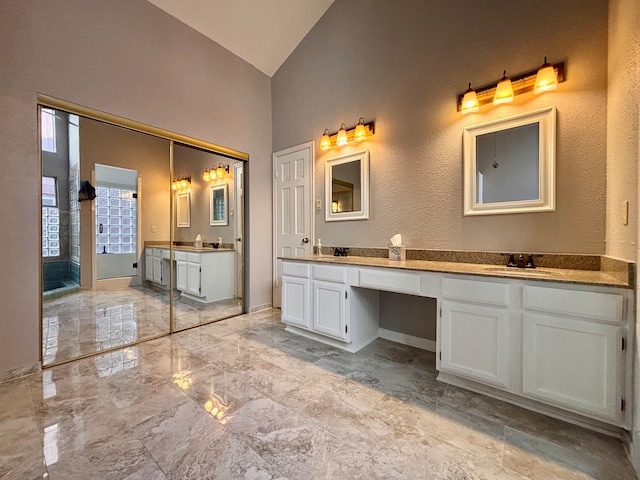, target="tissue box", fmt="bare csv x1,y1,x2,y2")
389,245,406,261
